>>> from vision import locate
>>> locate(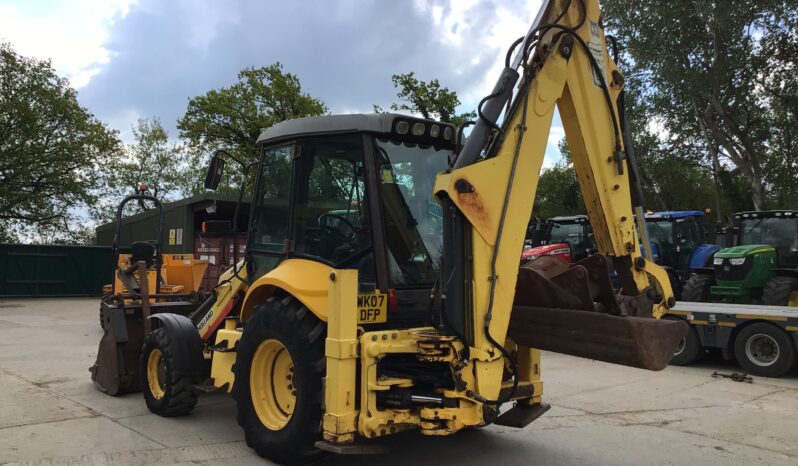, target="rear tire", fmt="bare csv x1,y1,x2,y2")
681,274,714,302
760,276,798,306
733,322,797,377
233,295,326,464
665,317,703,365
140,327,198,416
